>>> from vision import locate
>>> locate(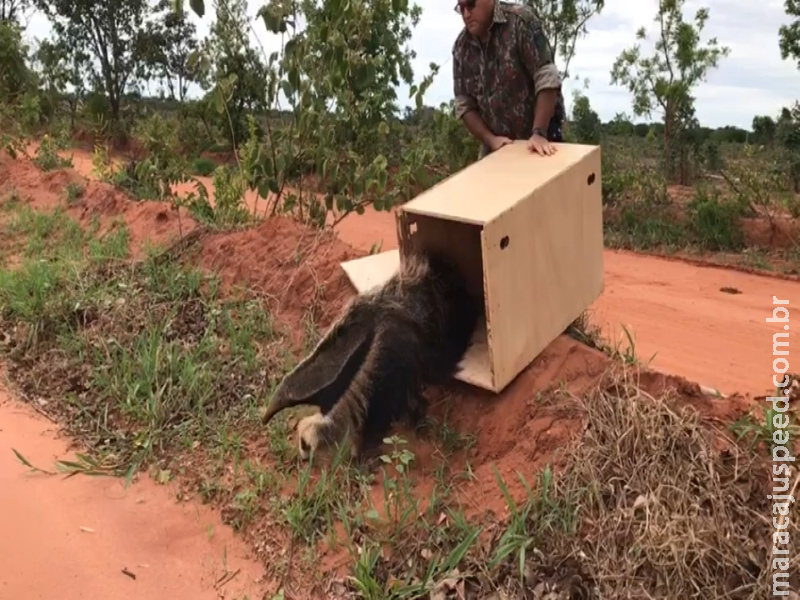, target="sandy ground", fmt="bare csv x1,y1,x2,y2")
1,144,796,599
0,386,268,599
